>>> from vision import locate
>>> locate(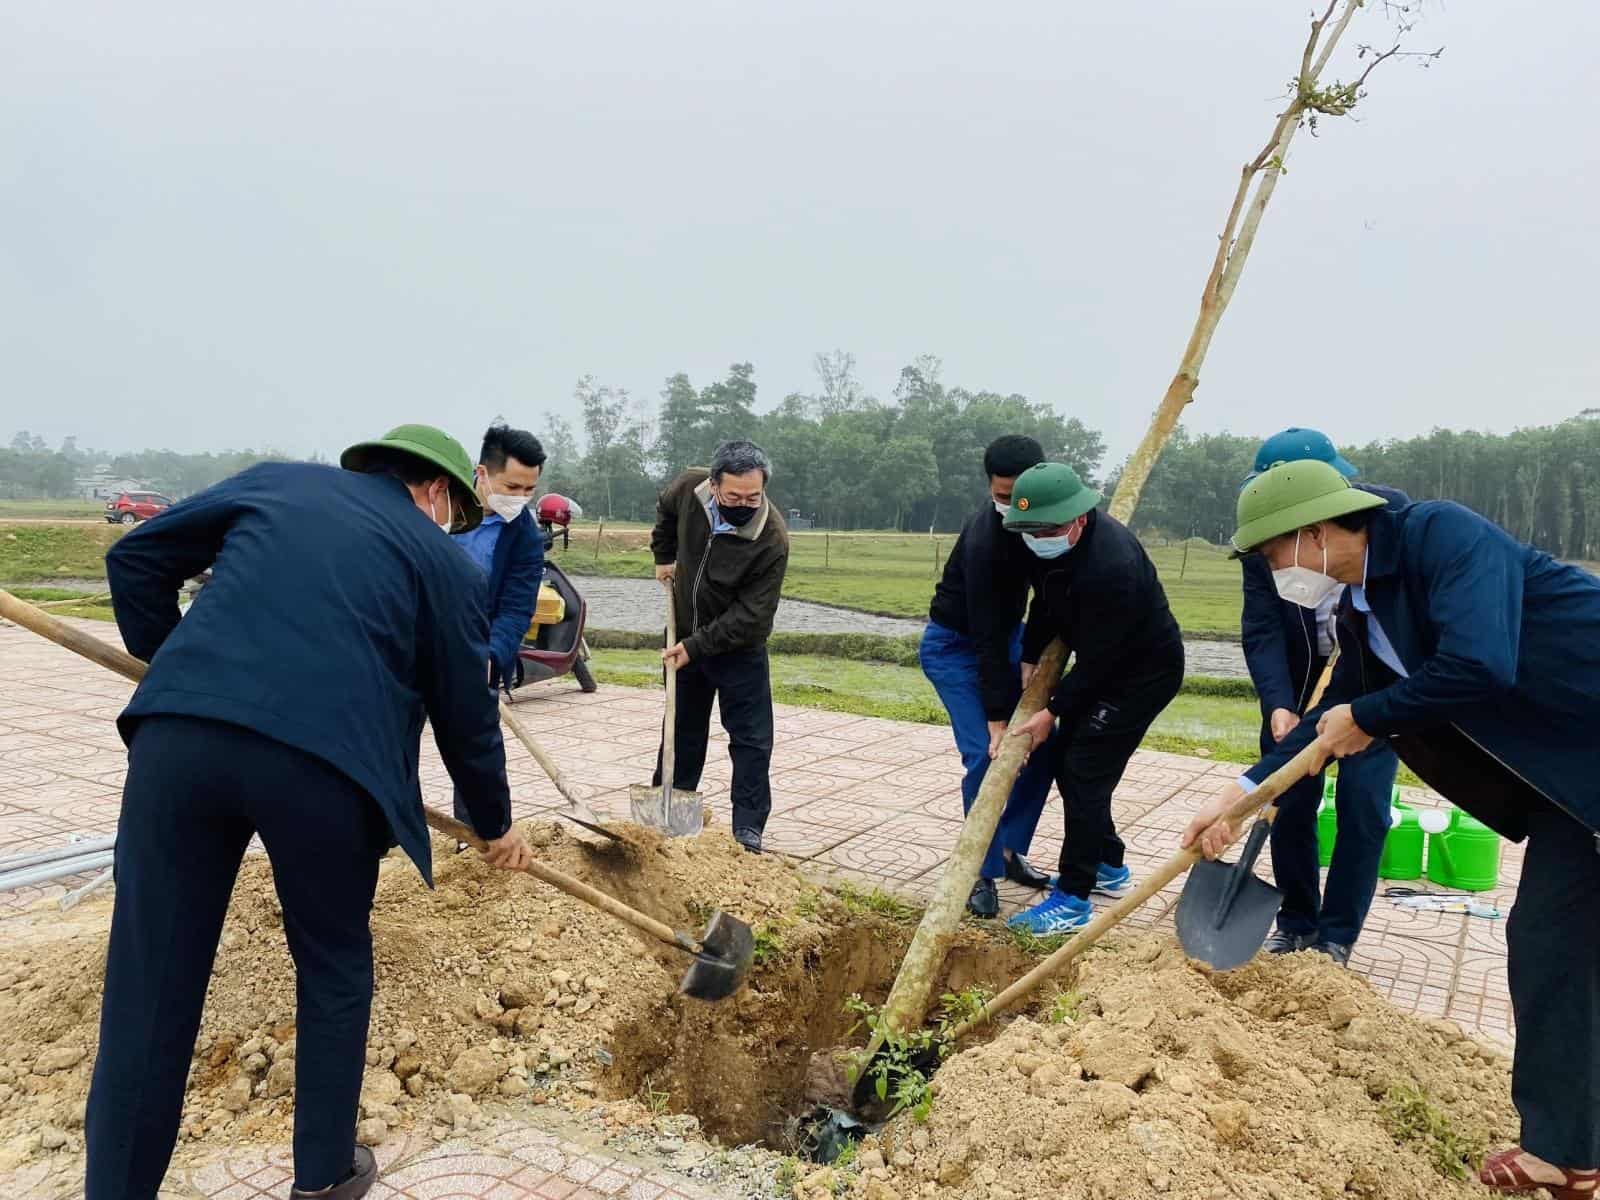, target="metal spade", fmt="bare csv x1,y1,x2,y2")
1175,808,1283,970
